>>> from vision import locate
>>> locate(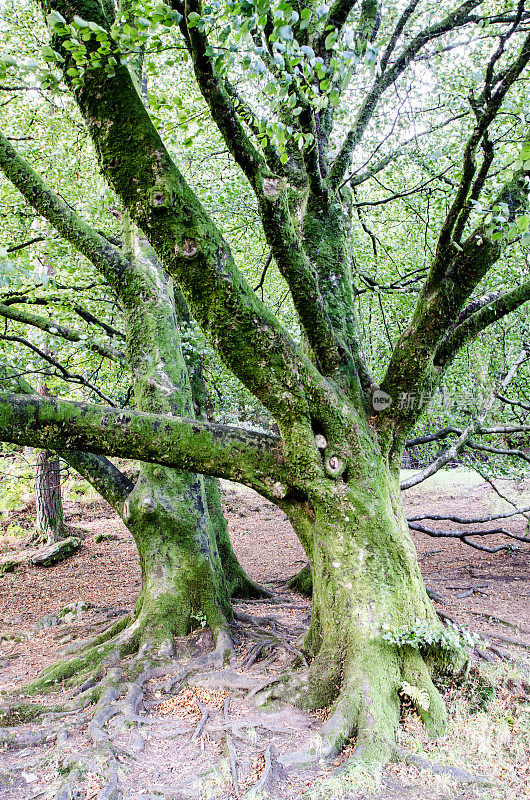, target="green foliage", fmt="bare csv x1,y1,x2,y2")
190,609,208,628
399,680,431,712
0,457,33,516
381,618,481,658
